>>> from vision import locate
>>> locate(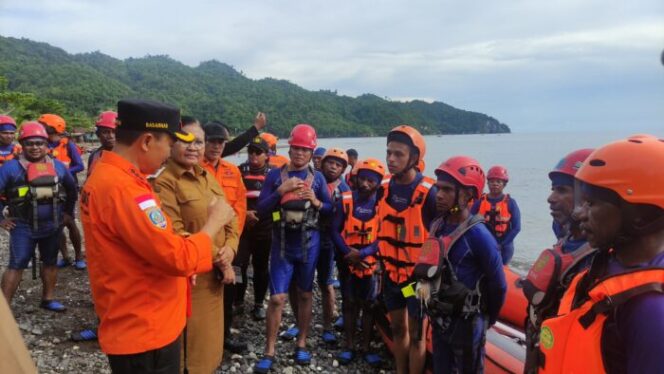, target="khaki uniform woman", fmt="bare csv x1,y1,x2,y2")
153,123,239,374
